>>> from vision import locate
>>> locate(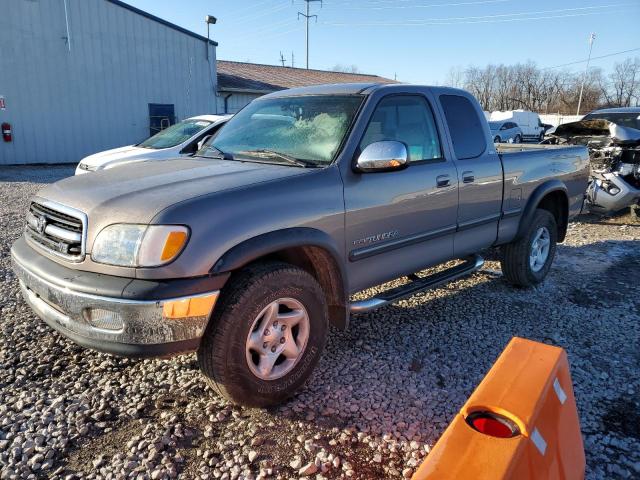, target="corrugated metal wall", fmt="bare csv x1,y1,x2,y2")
216,92,262,114
0,0,217,165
